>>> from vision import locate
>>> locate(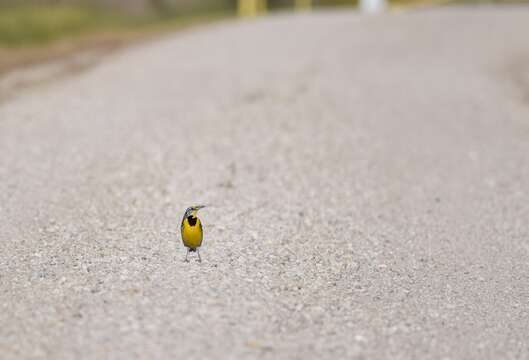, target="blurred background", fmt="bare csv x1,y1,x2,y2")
1,0,524,77
0,0,354,47
0,0,363,77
